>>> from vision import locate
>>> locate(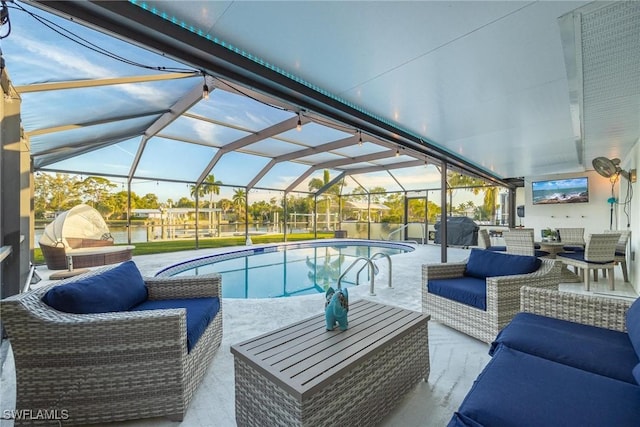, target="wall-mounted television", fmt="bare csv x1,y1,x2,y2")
532,177,589,205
